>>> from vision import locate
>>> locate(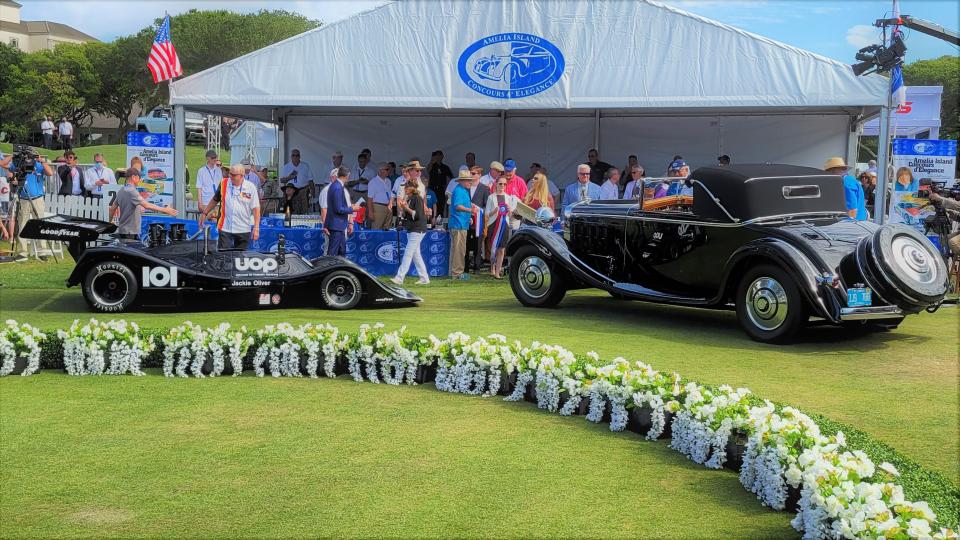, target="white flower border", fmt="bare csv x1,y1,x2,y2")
8,318,959,539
